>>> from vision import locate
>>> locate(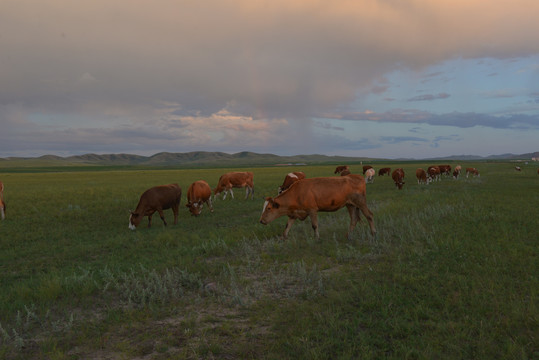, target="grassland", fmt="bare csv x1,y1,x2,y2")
0,161,537,359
